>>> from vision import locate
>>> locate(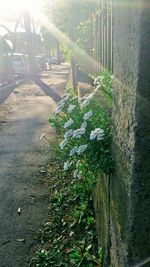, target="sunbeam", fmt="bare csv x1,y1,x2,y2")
38,12,103,74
